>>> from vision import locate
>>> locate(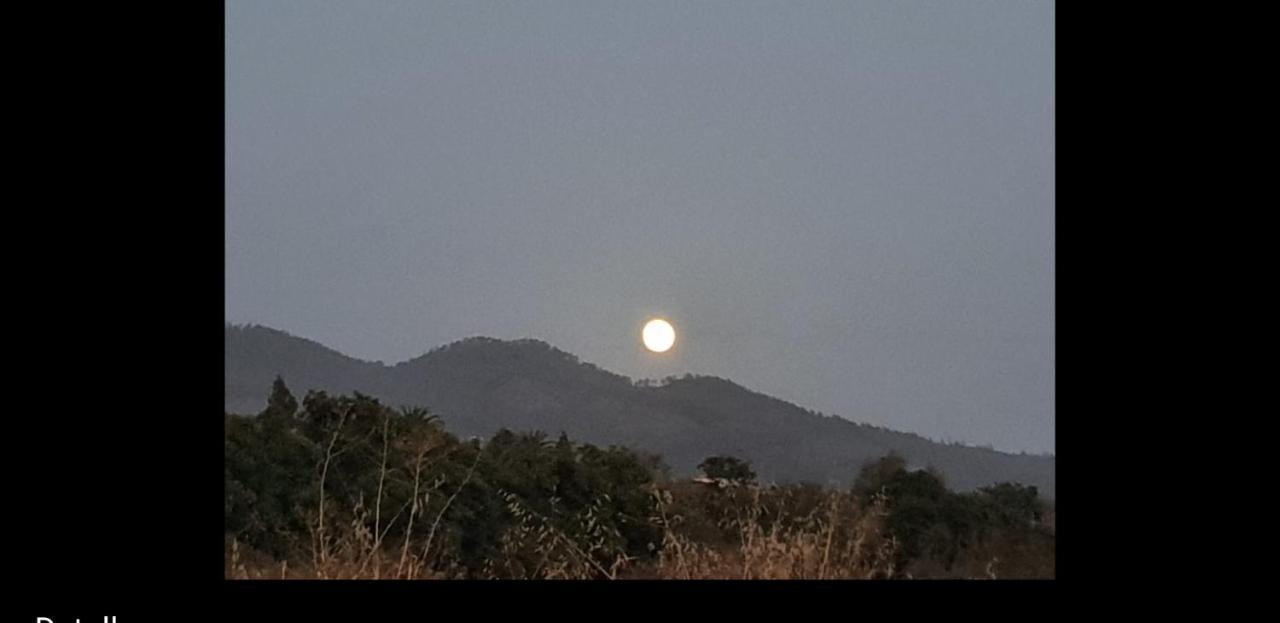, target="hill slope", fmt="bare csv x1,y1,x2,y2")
225,324,1054,496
